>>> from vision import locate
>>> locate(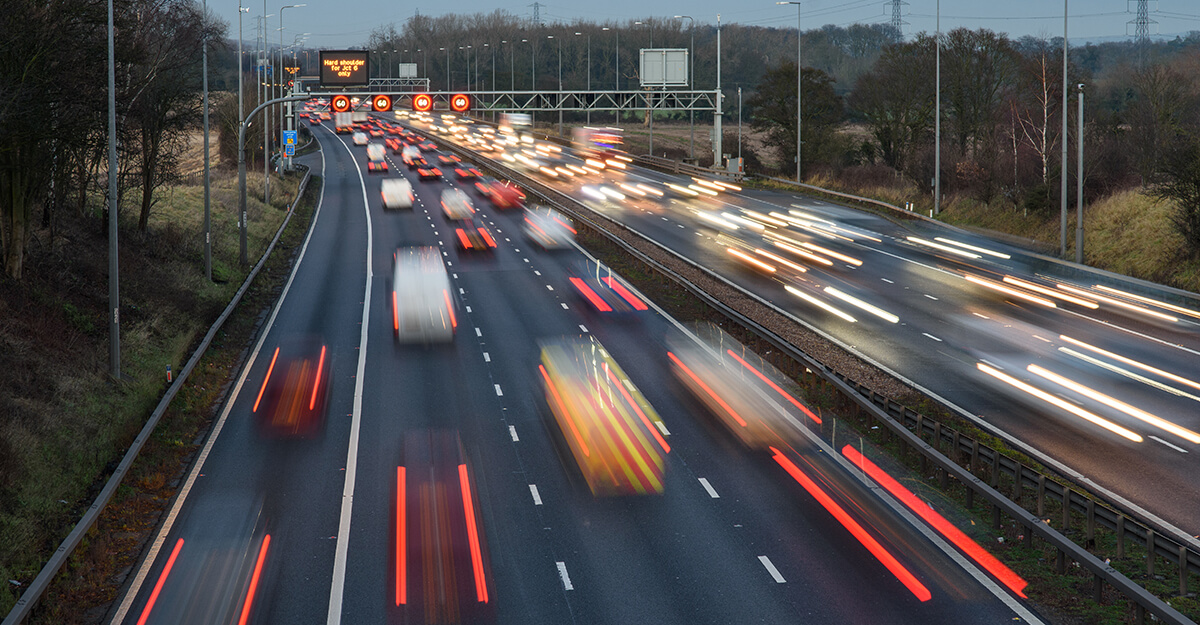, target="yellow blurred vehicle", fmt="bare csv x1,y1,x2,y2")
537,336,670,496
